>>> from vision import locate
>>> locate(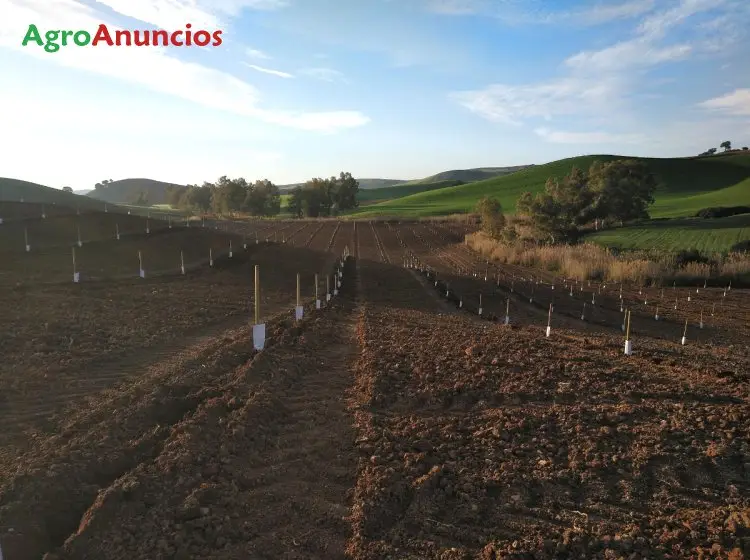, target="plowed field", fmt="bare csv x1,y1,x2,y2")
1,207,748,559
